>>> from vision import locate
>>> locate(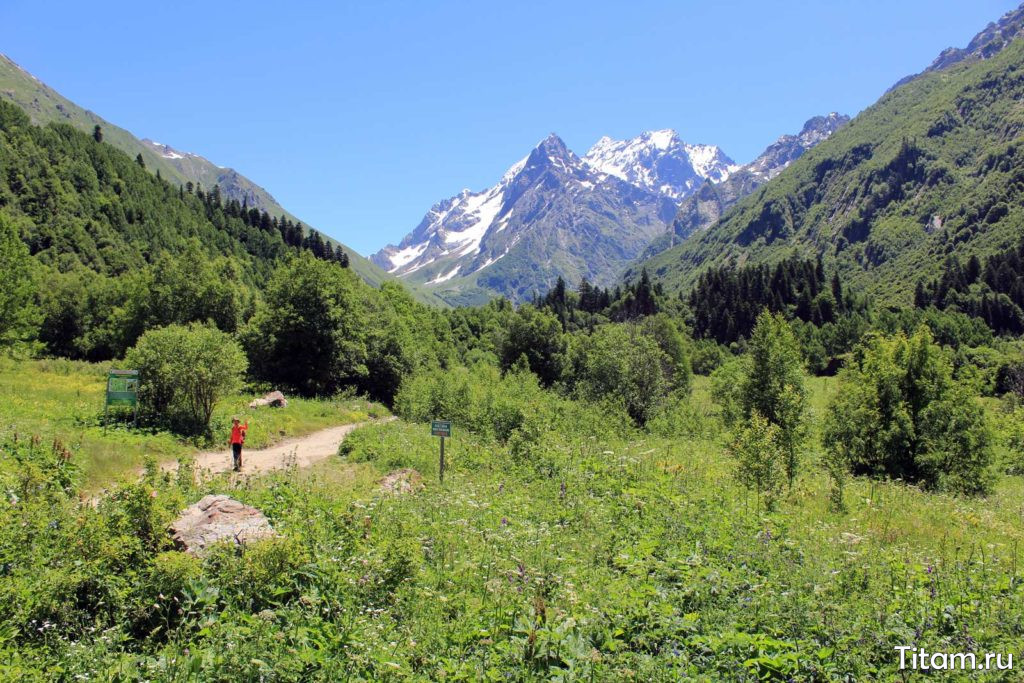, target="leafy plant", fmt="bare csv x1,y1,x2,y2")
126,323,247,435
